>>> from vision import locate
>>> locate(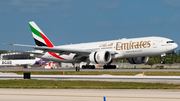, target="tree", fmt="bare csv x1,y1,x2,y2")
0,50,8,54
145,58,156,68
175,49,180,55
